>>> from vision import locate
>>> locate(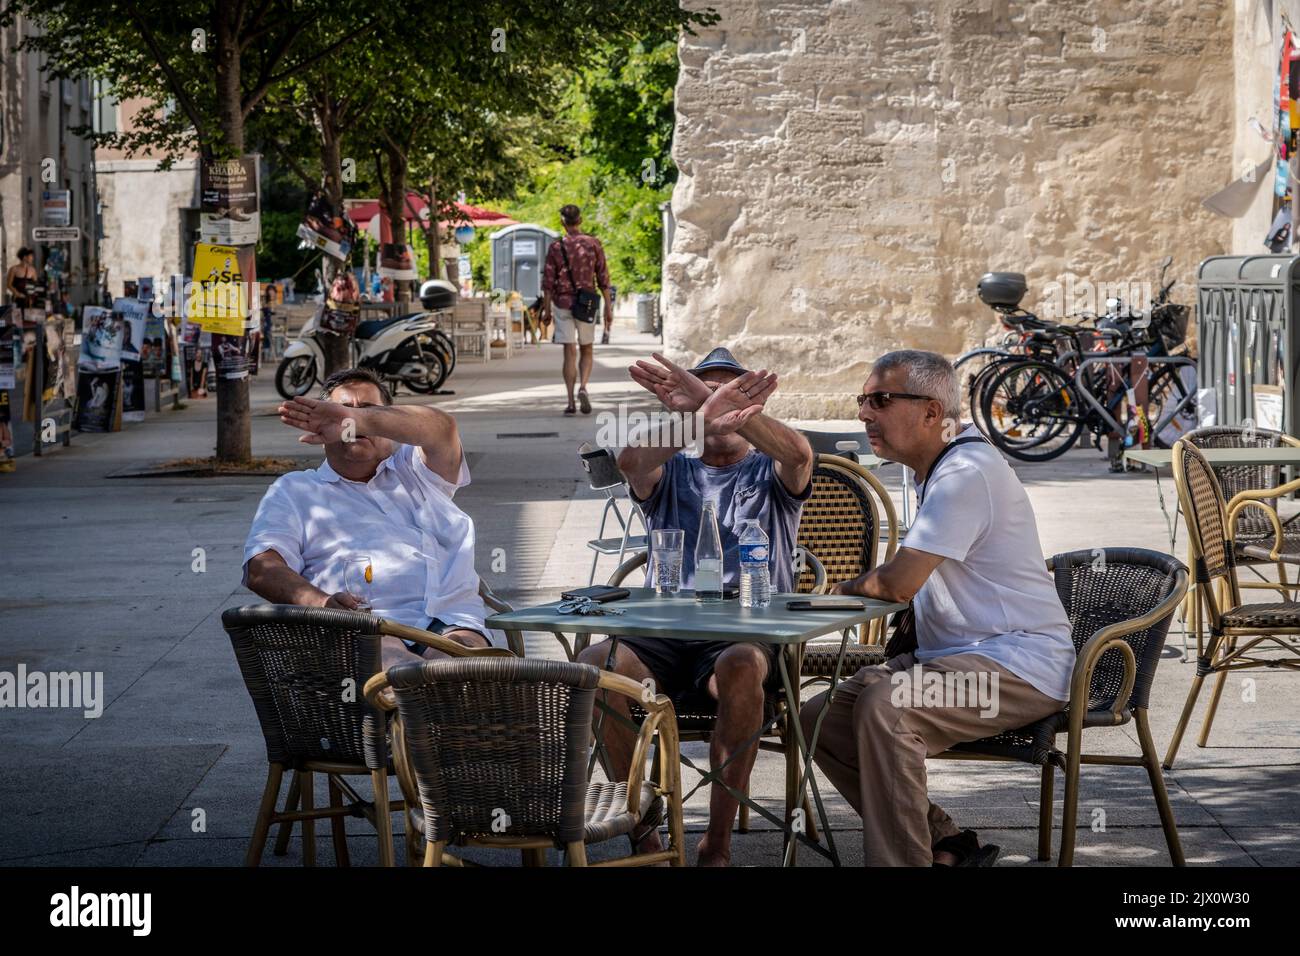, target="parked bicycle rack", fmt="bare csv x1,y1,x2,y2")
1071,353,1197,466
